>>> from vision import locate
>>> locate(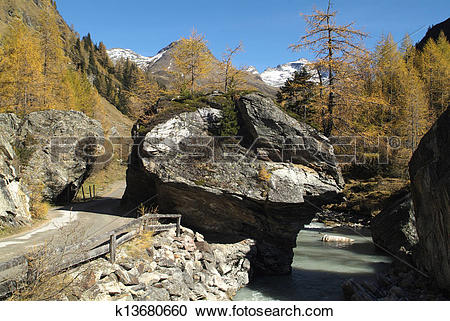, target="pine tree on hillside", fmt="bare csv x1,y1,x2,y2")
38,4,70,109
0,19,44,115
277,68,319,128
172,29,213,94
418,31,450,120
126,70,161,120
221,43,246,93
290,0,368,136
